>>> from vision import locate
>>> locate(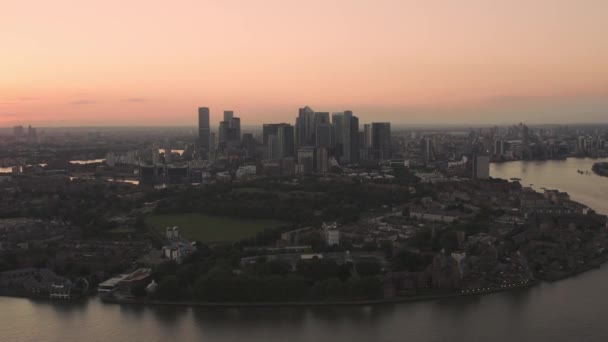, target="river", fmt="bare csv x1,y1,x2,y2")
2,158,608,341
491,157,608,214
